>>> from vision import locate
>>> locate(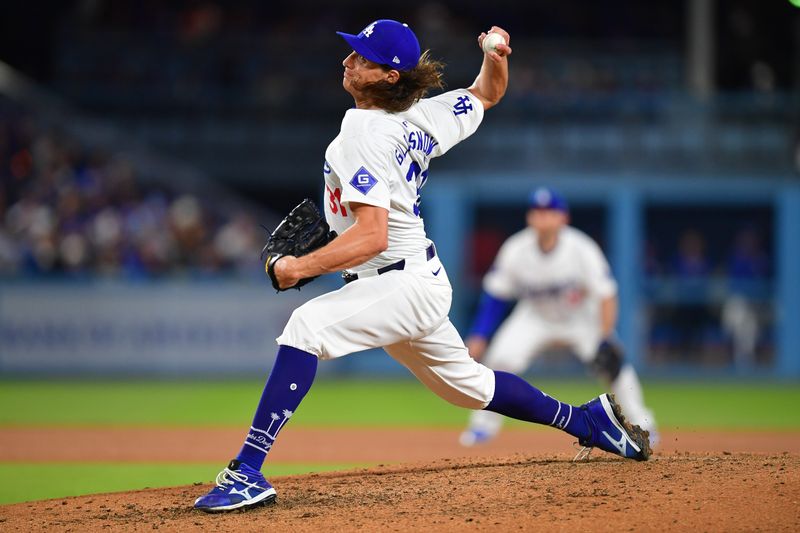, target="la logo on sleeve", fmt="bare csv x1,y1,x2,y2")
349,166,378,195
